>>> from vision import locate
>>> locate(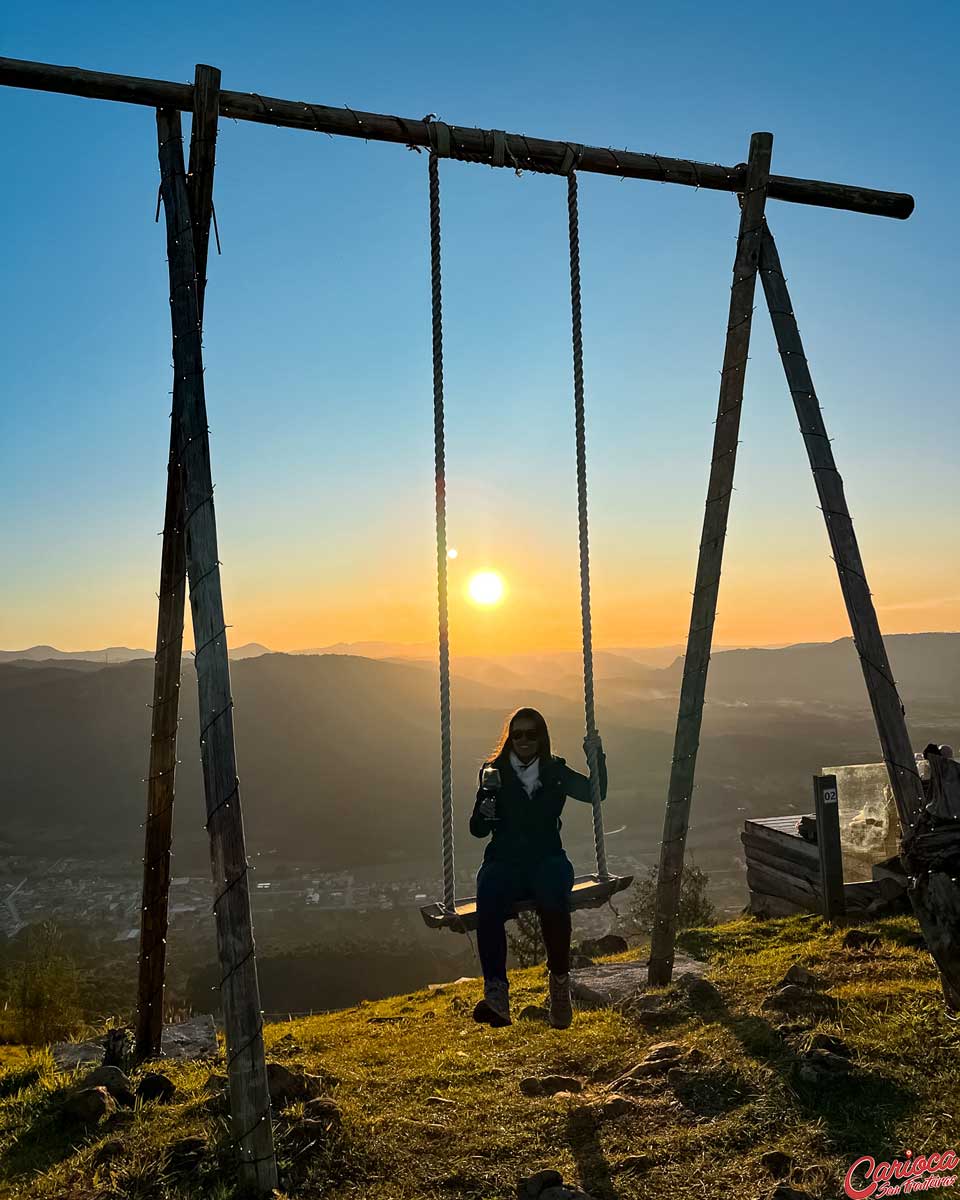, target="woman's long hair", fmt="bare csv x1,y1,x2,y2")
488,707,552,765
